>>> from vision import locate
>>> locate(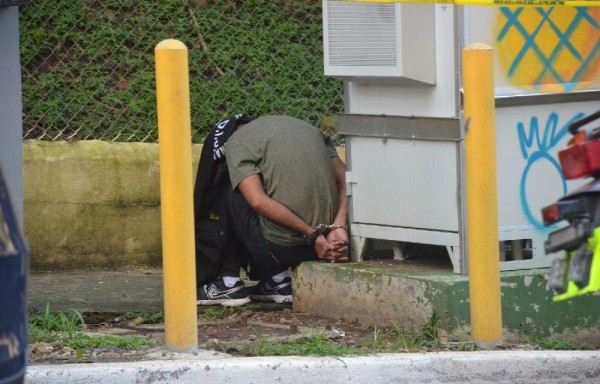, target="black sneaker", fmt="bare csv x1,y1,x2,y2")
249,277,292,304
197,277,251,307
